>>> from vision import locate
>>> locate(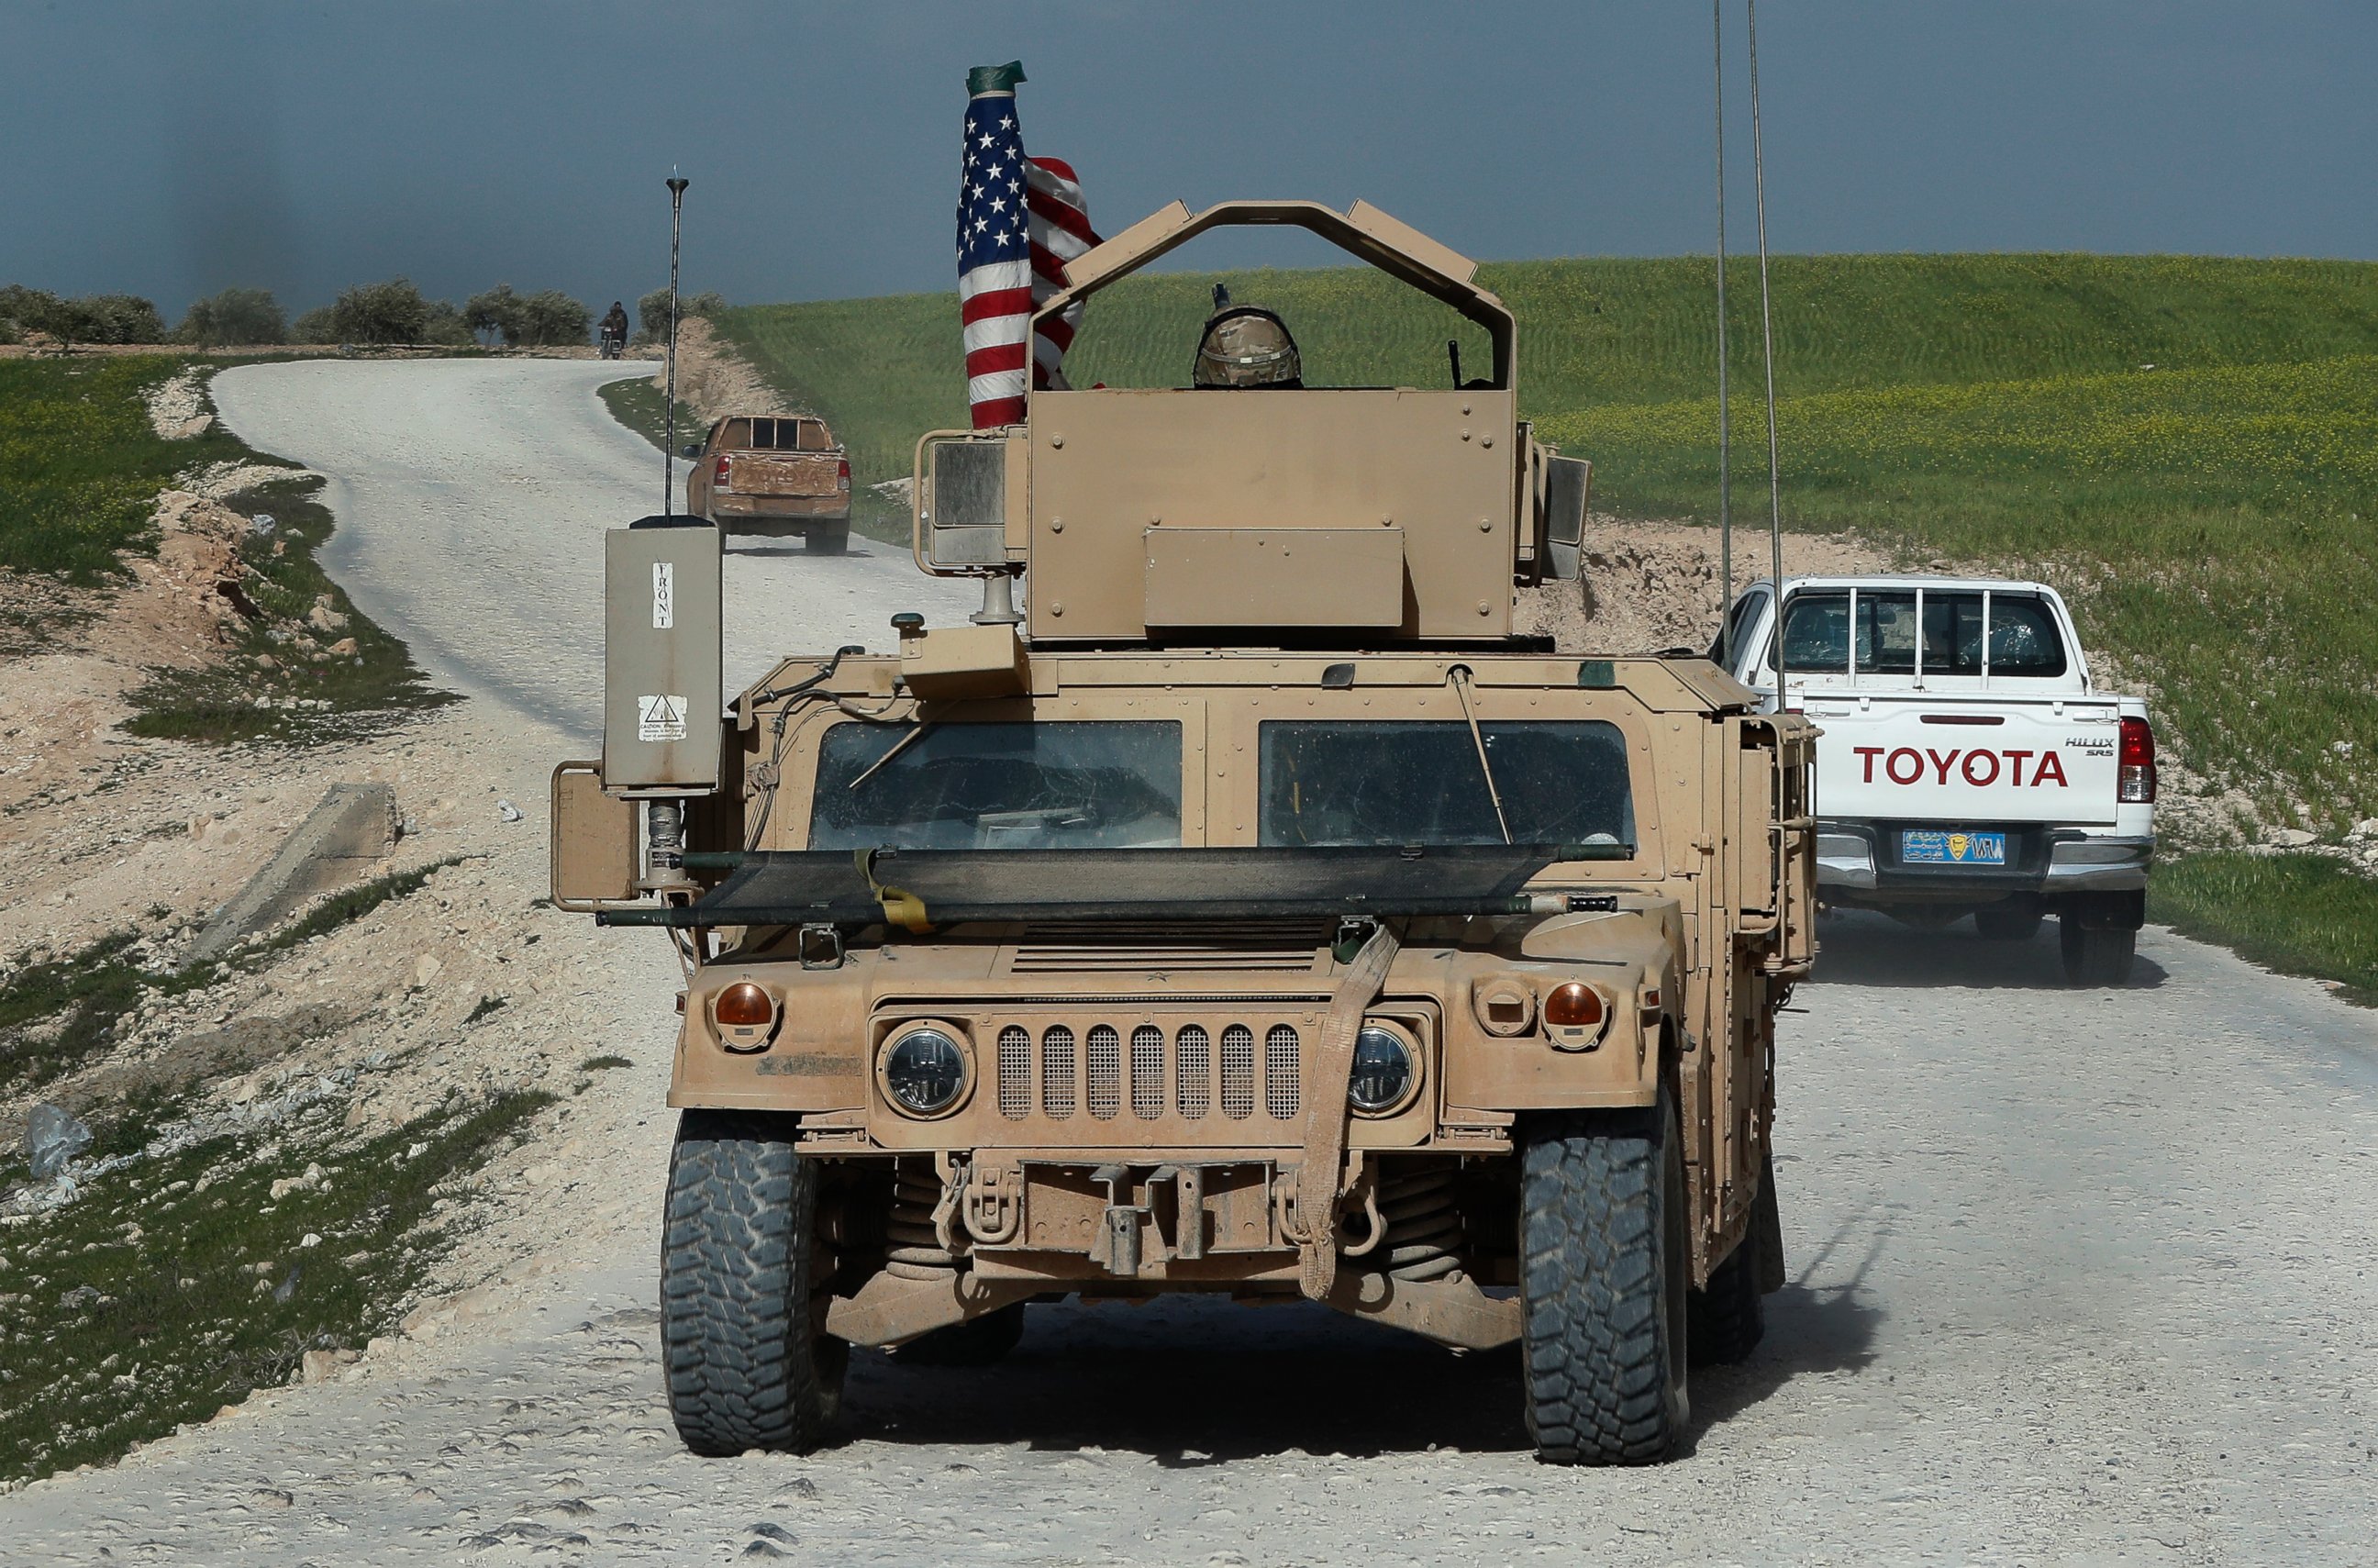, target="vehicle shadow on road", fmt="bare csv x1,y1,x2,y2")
1682,1203,1890,1452
841,1296,1532,1462
723,541,876,560
1805,912,2167,992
